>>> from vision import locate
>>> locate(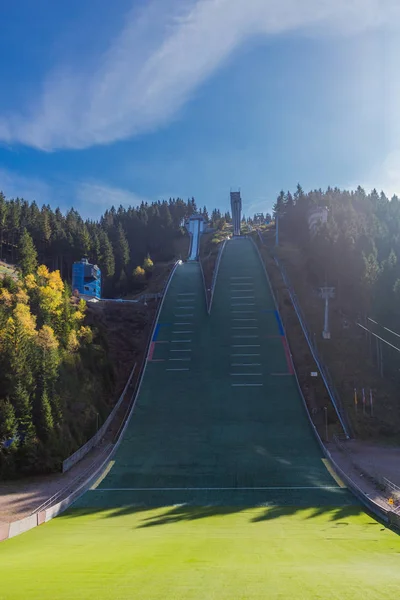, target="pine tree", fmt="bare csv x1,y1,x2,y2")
33,388,53,441
273,191,285,217
0,400,17,443
98,230,115,278
0,192,7,261
76,224,91,259
34,325,60,433
114,223,130,275
12,381,35,440
19,228,38,276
